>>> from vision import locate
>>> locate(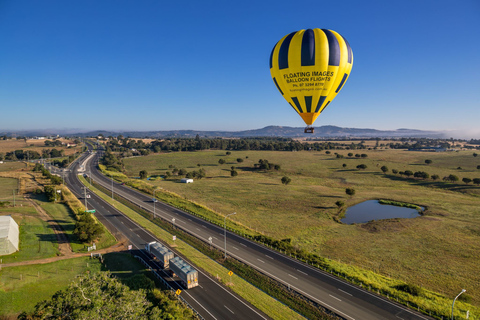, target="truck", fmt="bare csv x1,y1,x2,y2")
145,241,174,269
169,256,199,289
